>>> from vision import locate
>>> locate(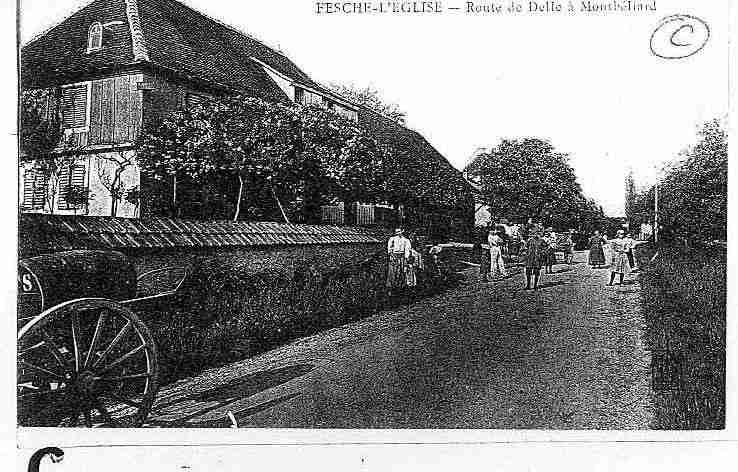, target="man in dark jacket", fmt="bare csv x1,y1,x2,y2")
522,227,548,290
